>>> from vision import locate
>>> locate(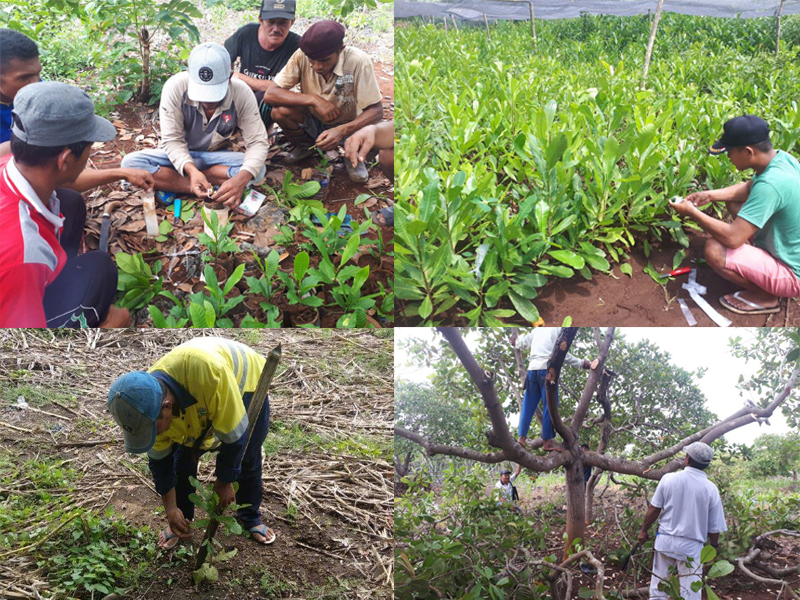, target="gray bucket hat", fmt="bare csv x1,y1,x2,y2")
11,81,116,147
